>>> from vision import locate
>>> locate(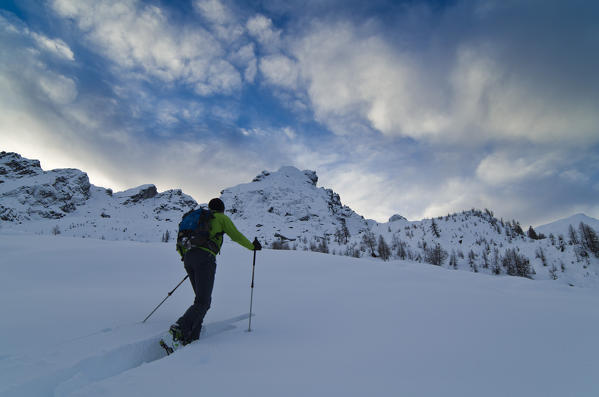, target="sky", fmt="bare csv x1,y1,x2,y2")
1,0,598,227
